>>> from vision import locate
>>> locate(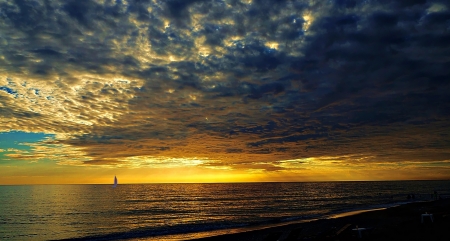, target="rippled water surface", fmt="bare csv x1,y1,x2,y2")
1,181,449,240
